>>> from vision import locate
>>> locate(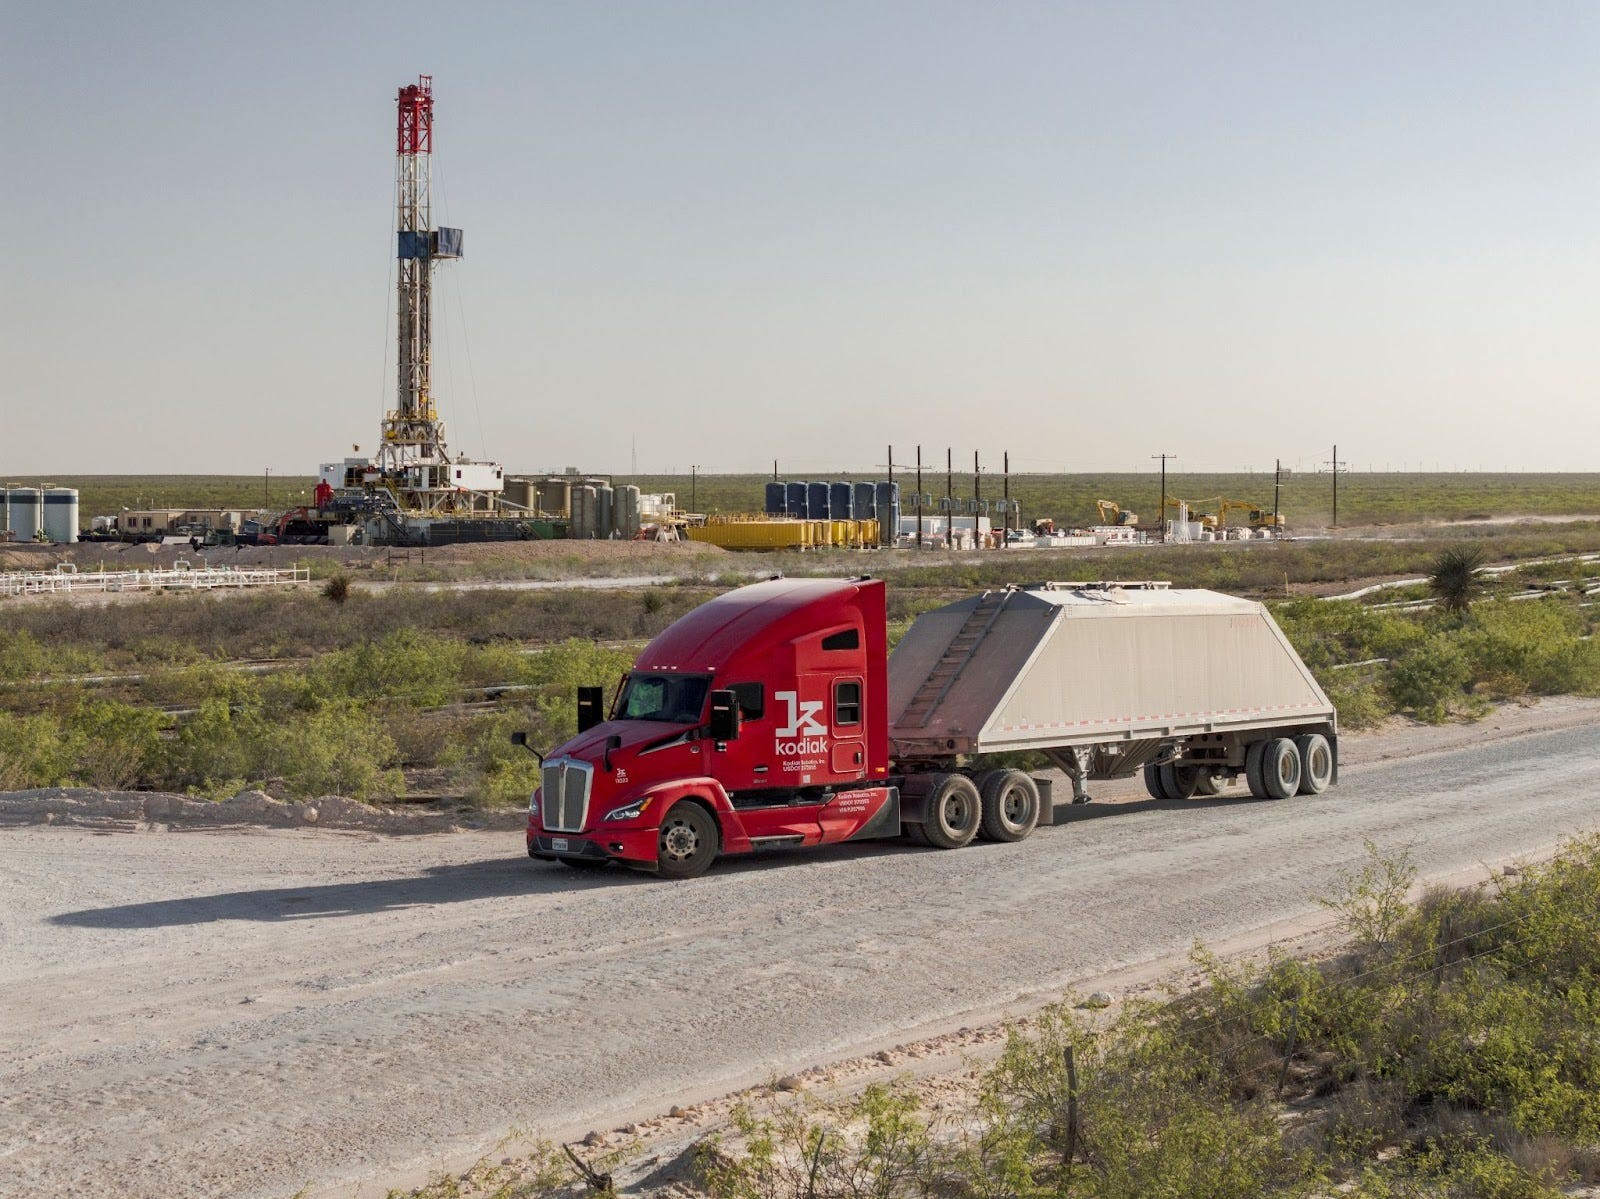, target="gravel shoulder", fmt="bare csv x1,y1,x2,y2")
3,697,1599,1199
